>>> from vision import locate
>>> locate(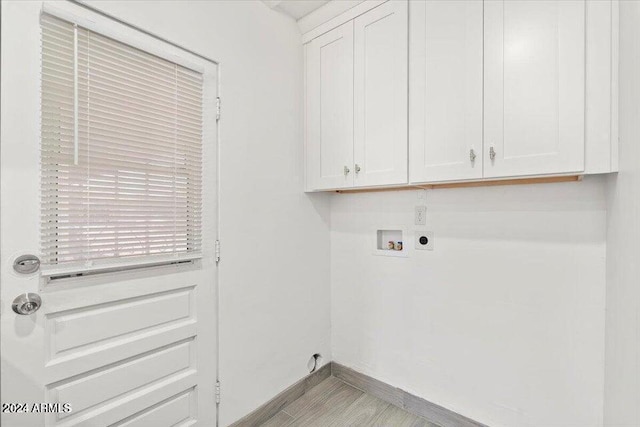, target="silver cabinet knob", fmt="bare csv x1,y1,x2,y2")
355,164,361,174
12,293,42,315
469,149,476,162
344,166,350,176
489,146,496,161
